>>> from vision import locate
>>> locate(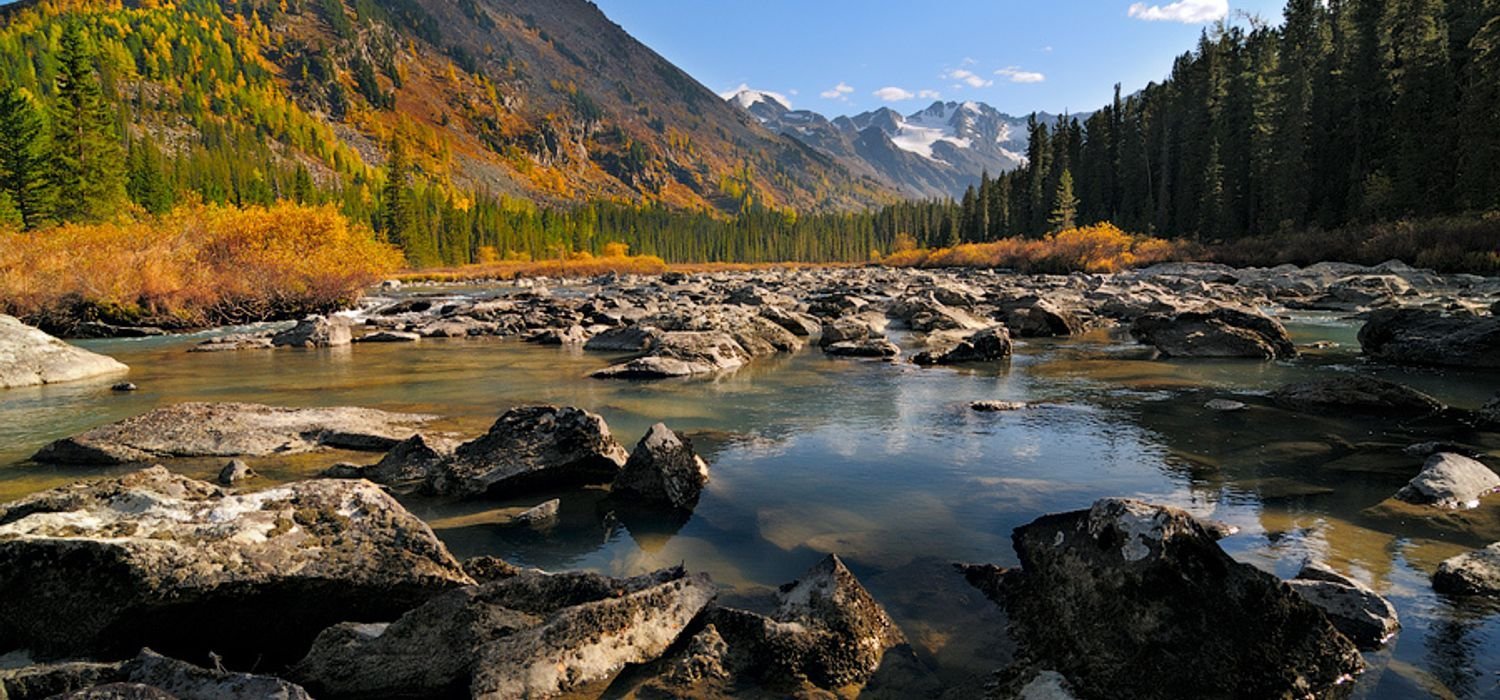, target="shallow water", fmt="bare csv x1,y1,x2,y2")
2,304,1499,697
